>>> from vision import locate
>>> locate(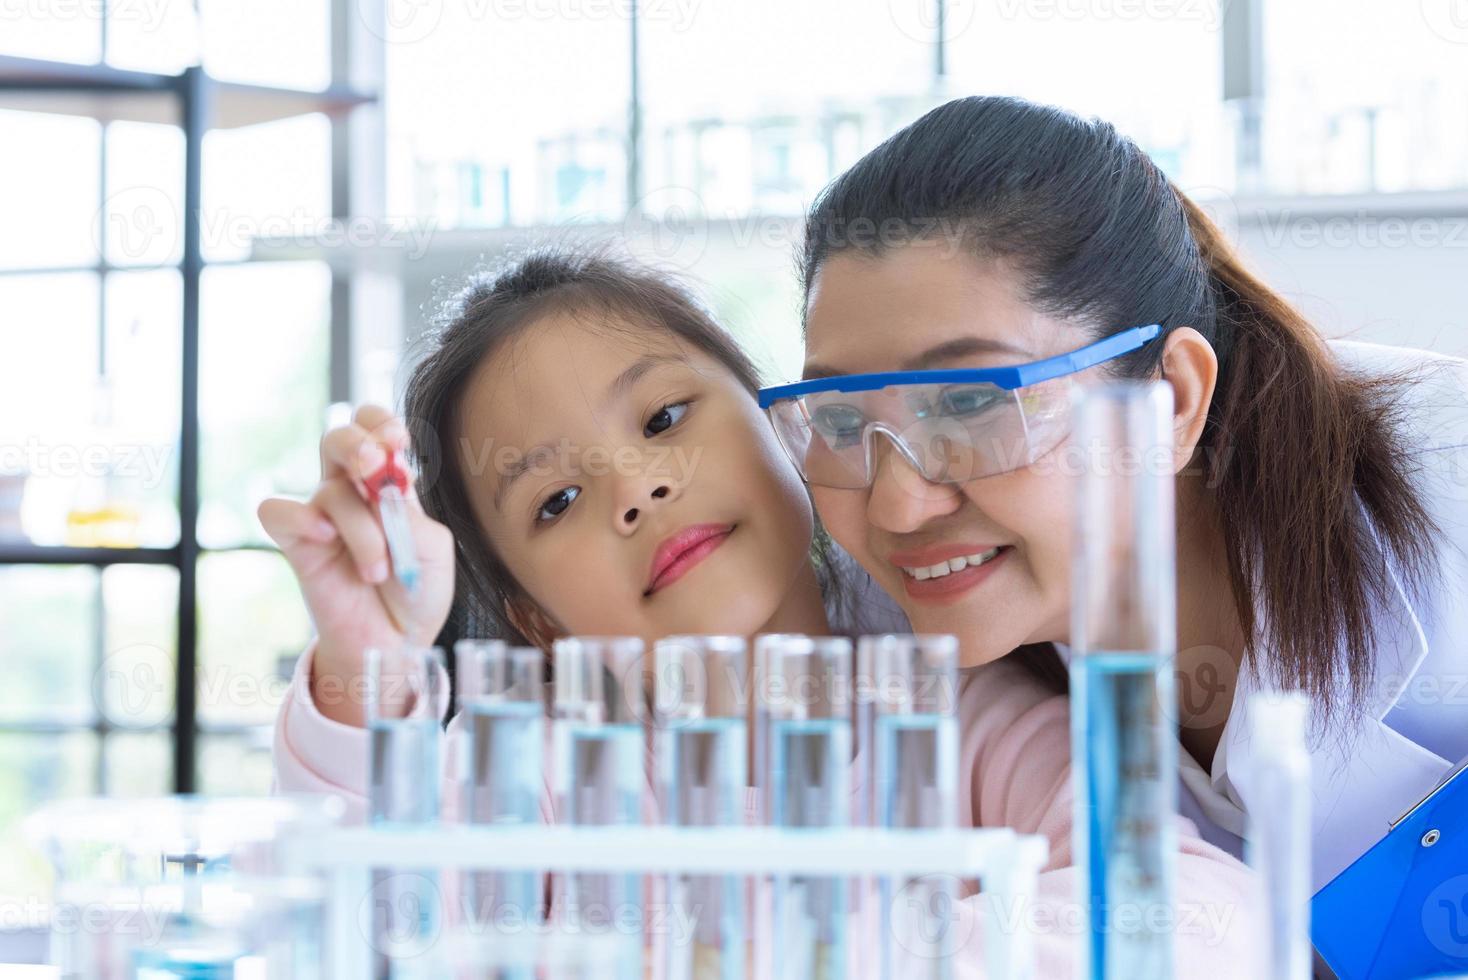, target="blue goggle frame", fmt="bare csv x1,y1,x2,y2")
758,324,1163,409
